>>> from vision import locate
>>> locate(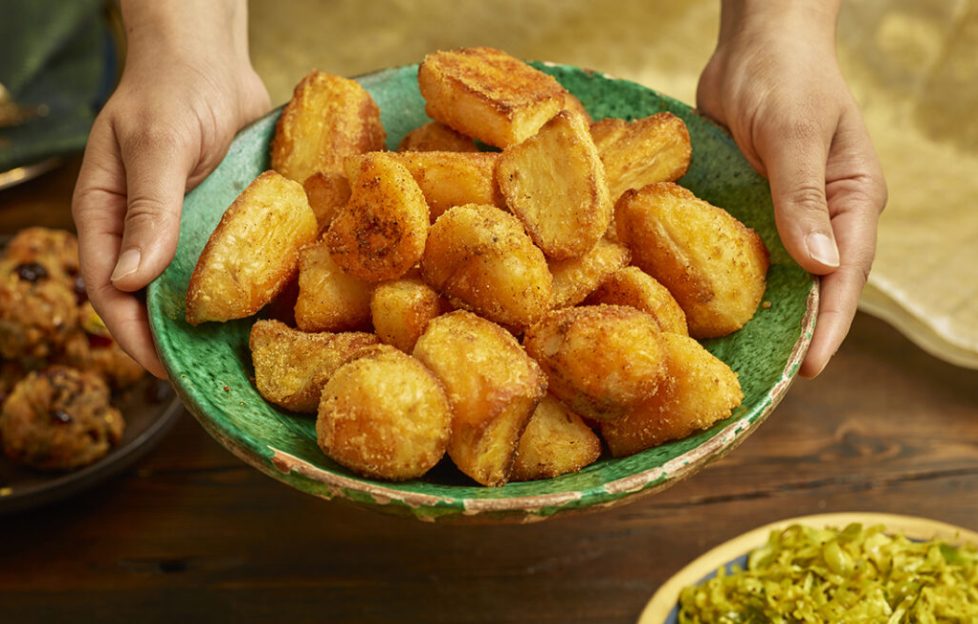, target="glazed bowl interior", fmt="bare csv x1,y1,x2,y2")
147,62,816,522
